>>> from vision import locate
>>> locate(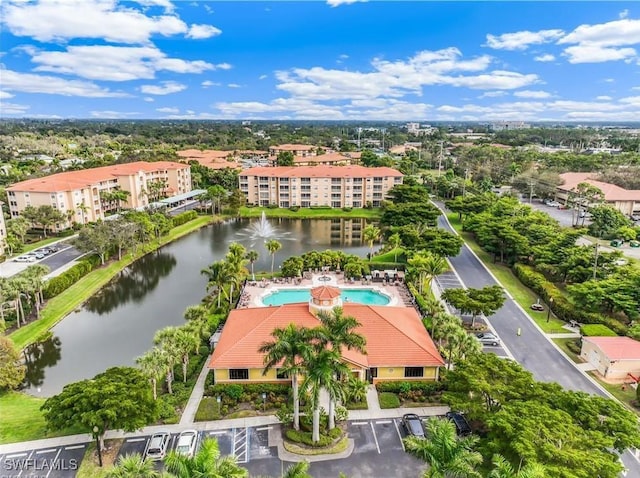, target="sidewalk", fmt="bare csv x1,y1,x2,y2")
179,353,213,426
